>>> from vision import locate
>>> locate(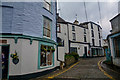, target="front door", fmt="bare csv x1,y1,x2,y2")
1,45,9,79
84,47,87,57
